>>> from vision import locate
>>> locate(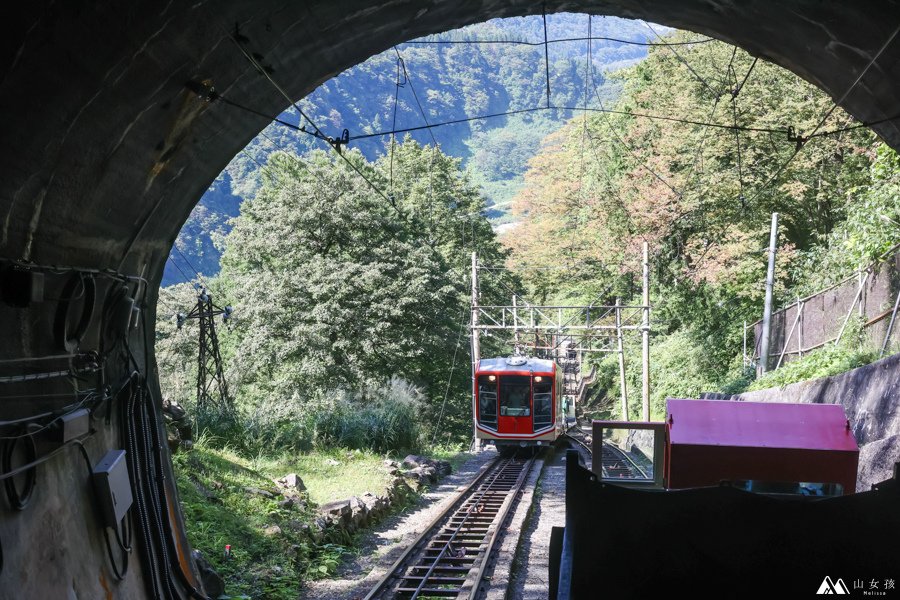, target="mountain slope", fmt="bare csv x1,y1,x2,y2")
163,14,663,286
